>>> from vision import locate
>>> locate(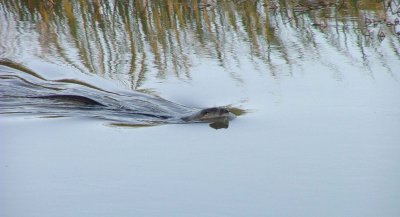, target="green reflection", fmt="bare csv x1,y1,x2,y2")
0,0,399,89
